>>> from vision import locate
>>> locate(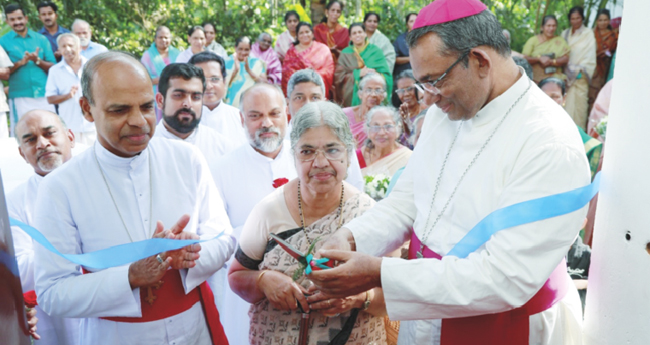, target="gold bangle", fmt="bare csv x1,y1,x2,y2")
256,270,270,288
